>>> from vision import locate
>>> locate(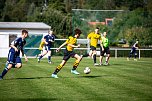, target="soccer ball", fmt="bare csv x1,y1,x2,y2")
84,67,91,74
